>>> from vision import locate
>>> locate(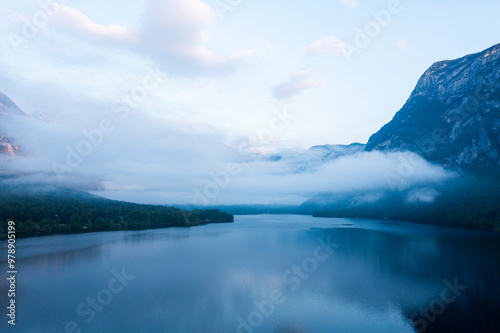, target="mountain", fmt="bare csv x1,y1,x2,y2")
0,183,234,239
0,92,25,116
287,143,366,173
245,143,366,174
305,175,500,231
309,44,500,231
0,92,26,156
0,137,19,156
0,93,236,238
366,43,500,171
307,143,365,160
